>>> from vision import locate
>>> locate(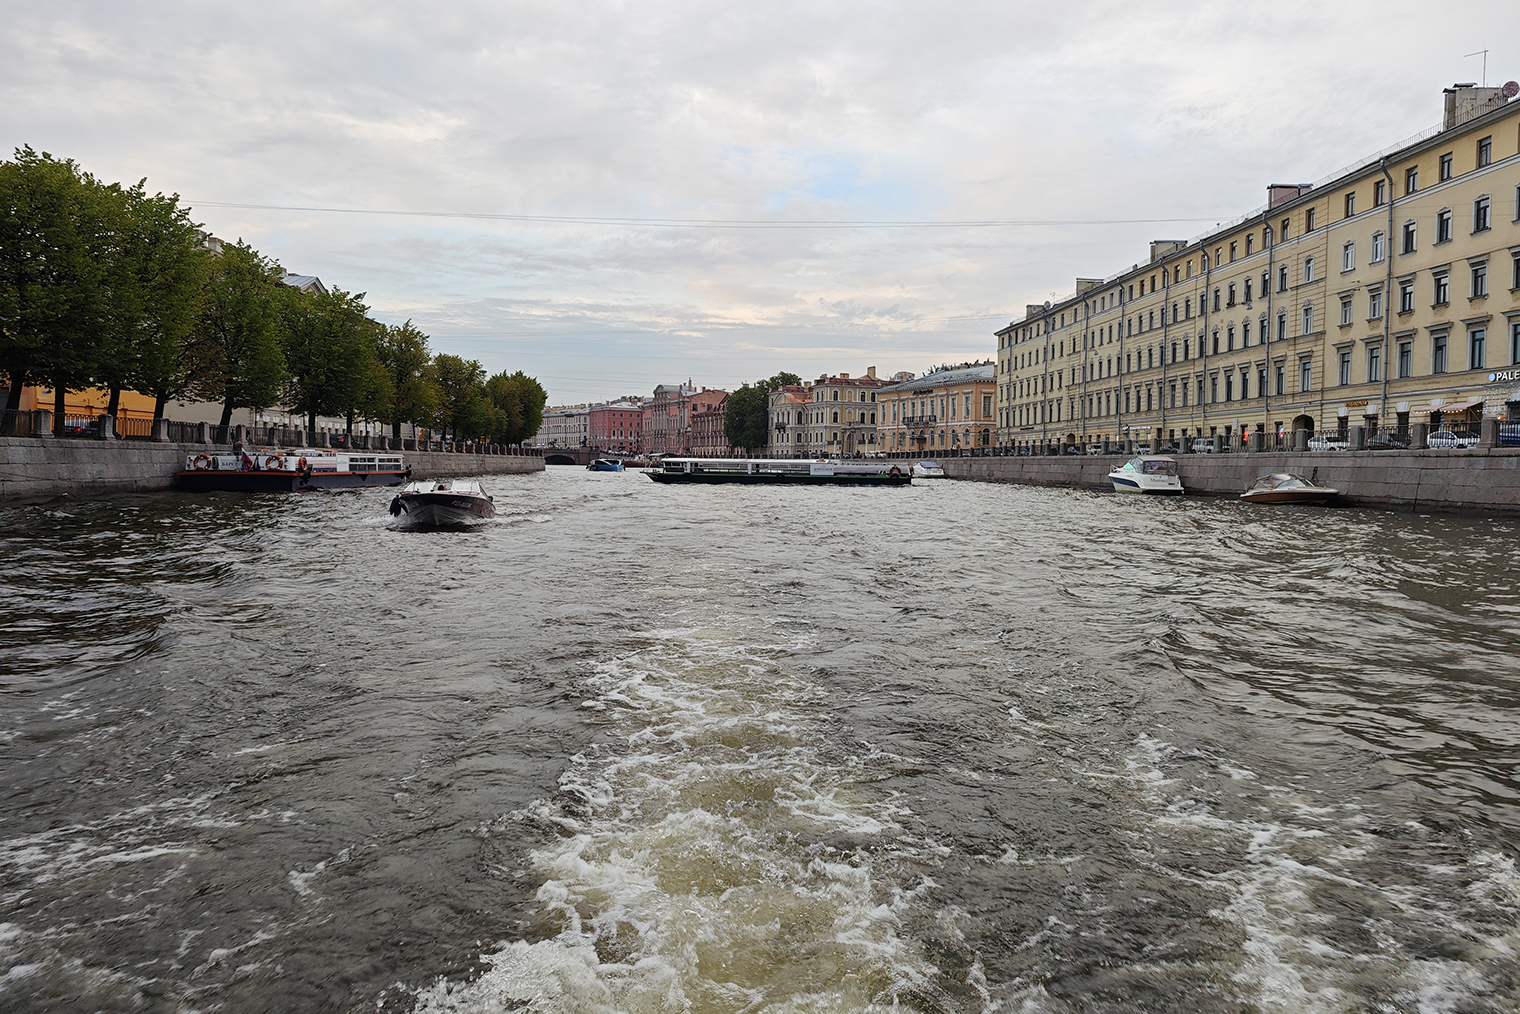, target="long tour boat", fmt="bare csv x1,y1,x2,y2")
646,457,912,486
176,447,409,492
